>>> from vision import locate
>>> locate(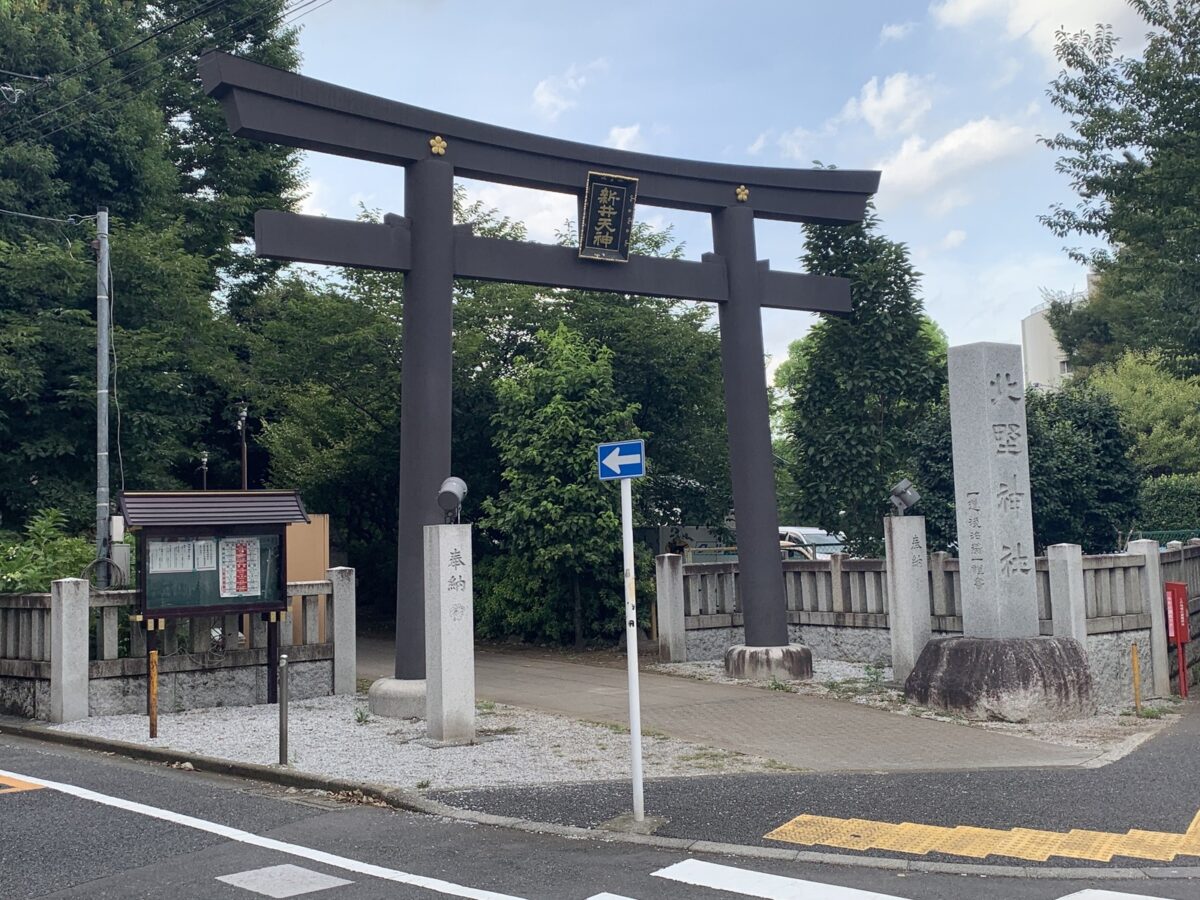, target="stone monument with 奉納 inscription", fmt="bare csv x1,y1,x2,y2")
904,343,1094,721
